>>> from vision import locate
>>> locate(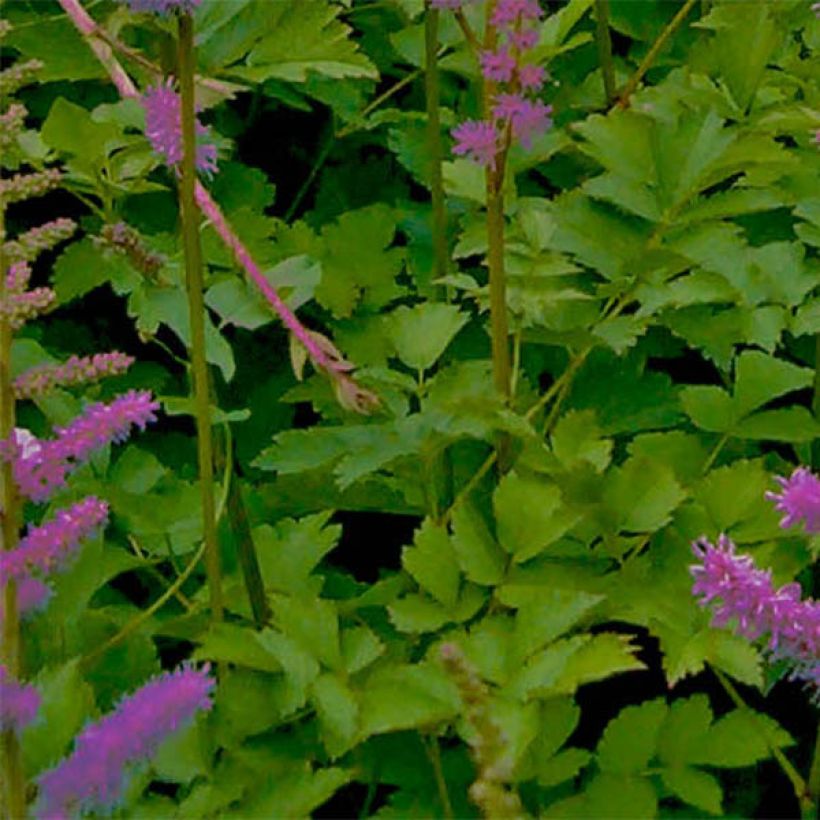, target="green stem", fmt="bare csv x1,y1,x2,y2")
425,3,449,296
712,667,812,815
0,202,26,820
424,733,454,820
615,0,699,109
178,13,223,624
486,168,511,402
593,0,616,105
215,427,271,629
